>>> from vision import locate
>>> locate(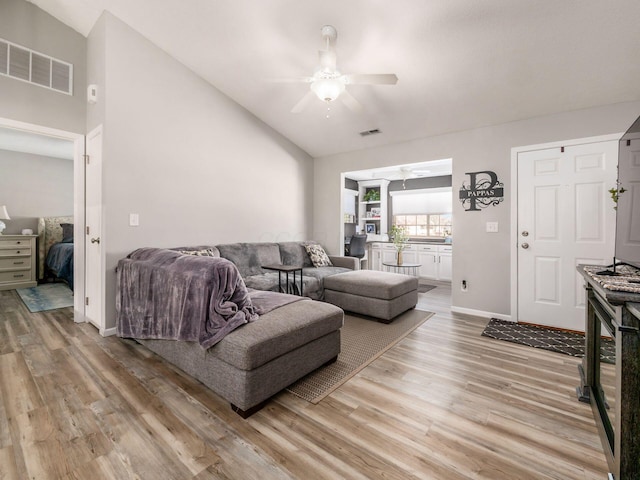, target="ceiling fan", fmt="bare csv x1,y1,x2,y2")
285,25,398,113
